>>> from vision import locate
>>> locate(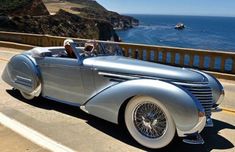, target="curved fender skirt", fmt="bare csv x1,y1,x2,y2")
1,54,41,95
84,79,202,132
